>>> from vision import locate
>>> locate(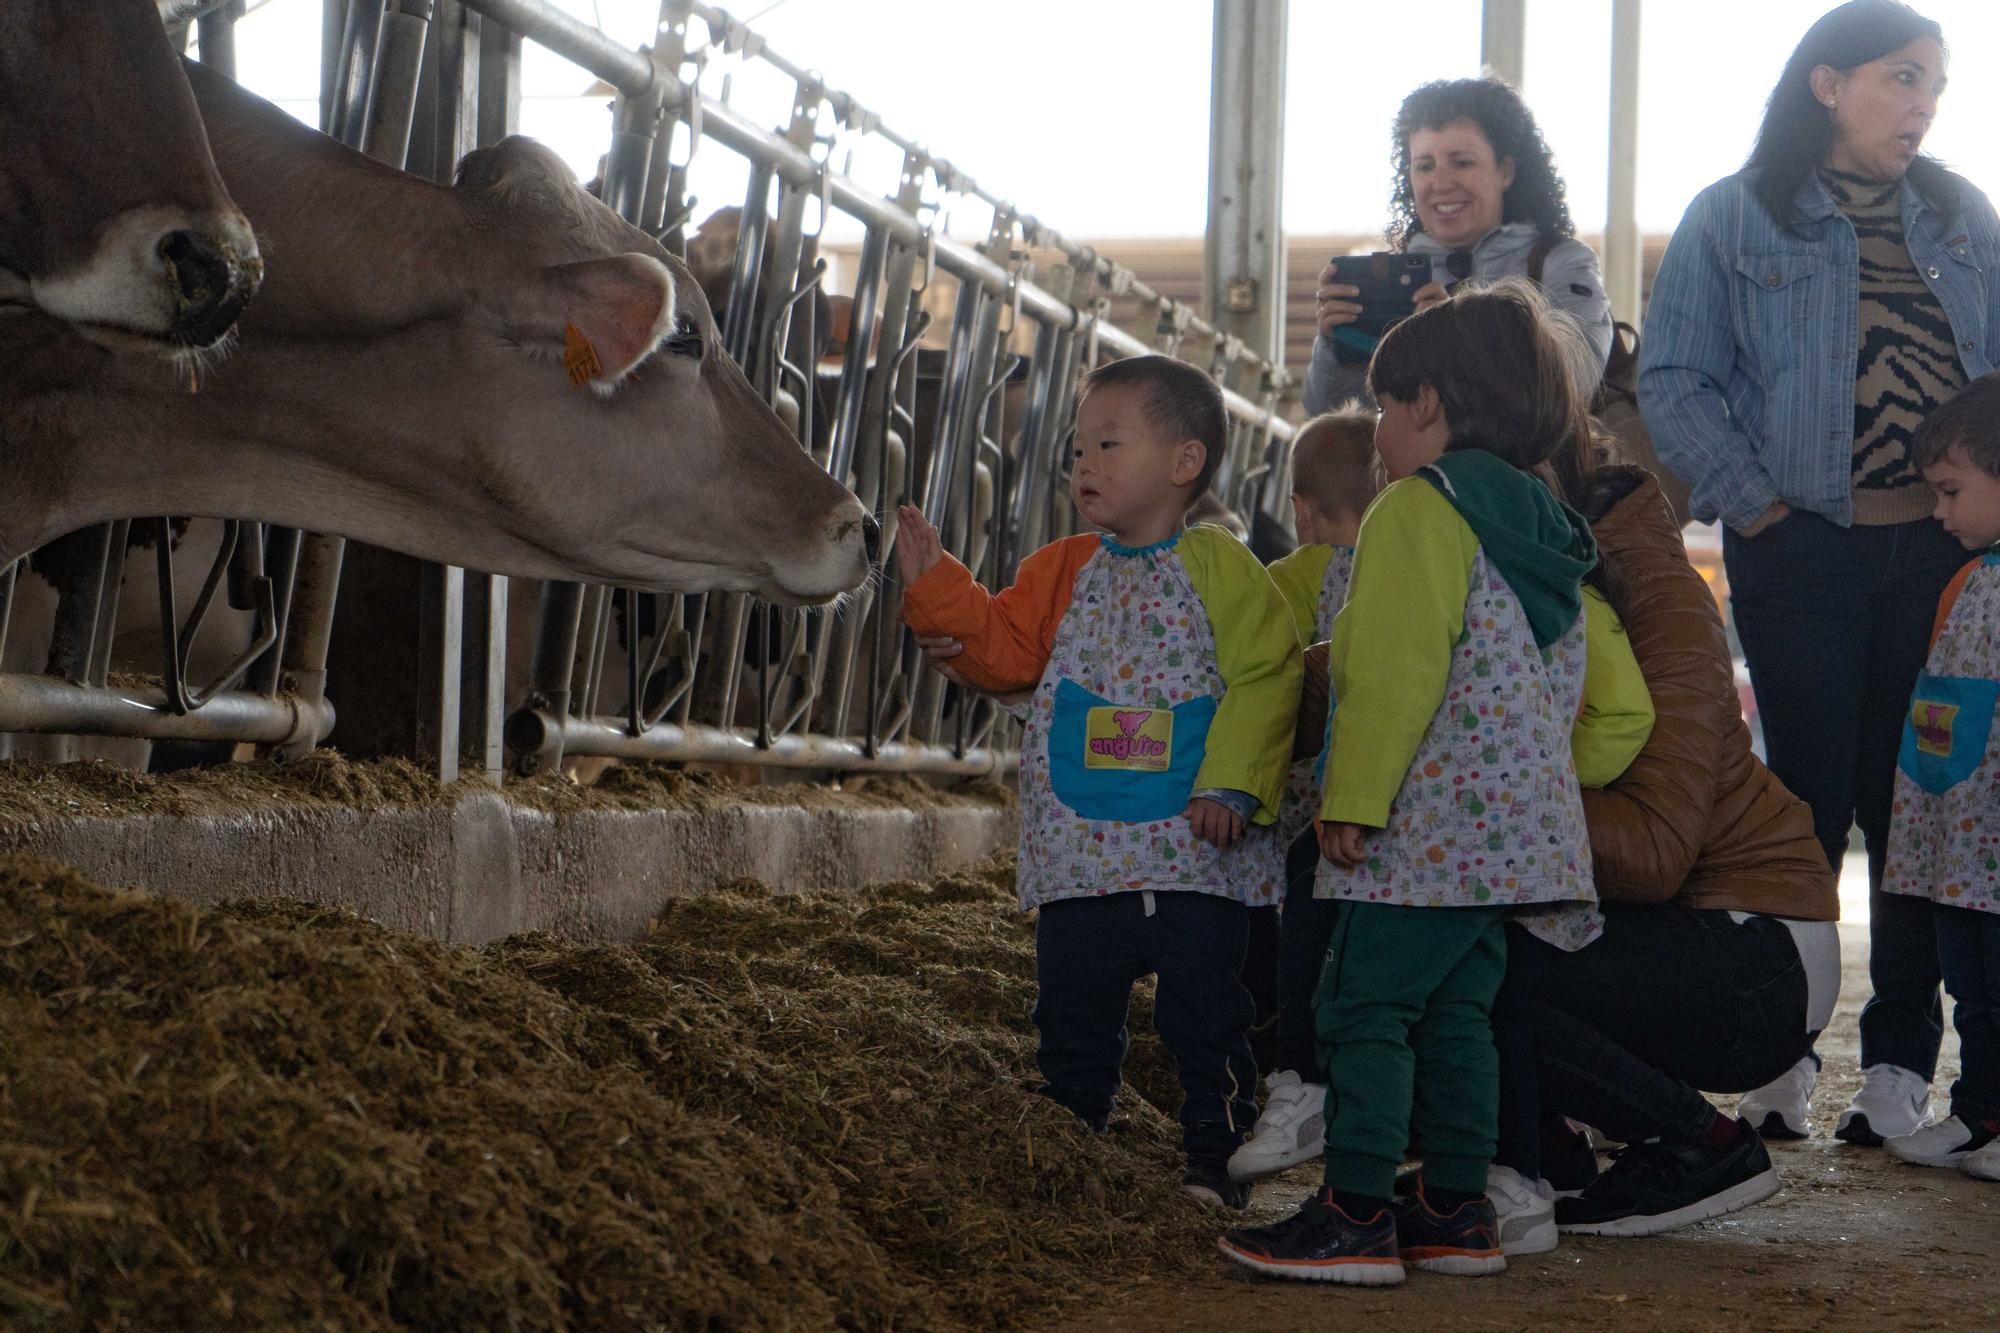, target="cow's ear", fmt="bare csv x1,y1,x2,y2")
511,253,676,388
